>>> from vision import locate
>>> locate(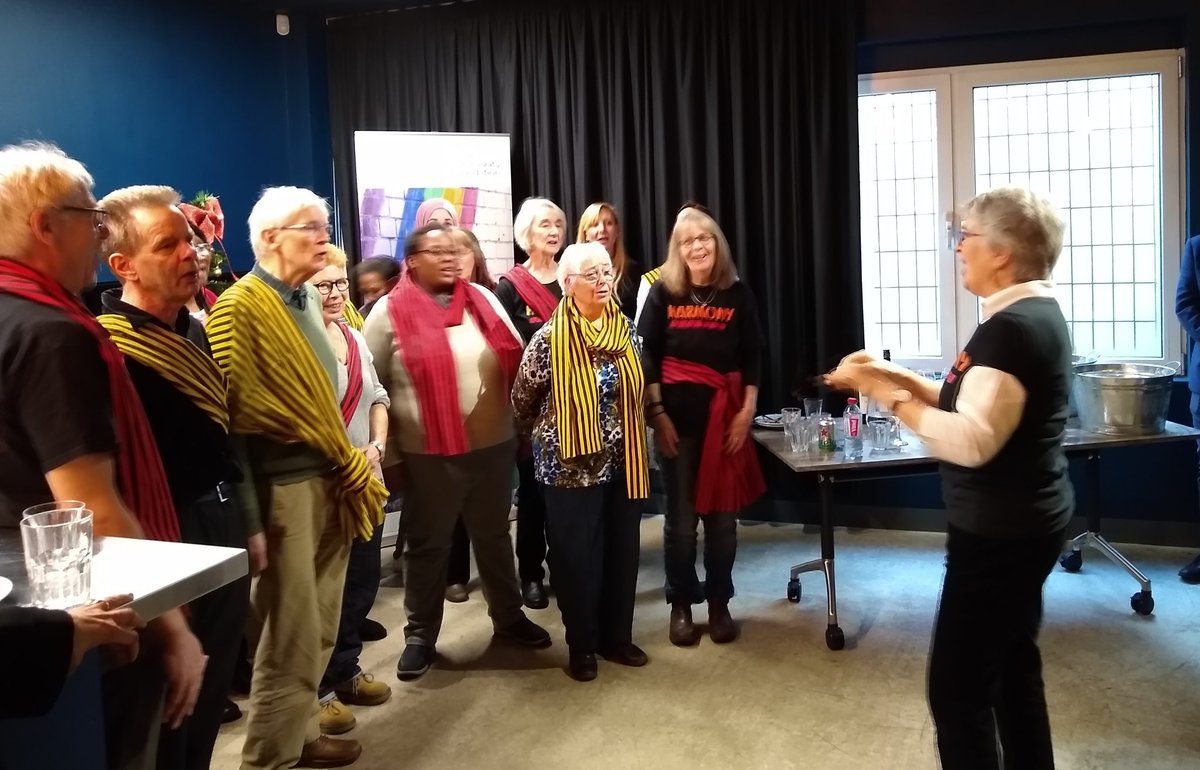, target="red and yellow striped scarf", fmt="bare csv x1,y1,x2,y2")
549,298,649,499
